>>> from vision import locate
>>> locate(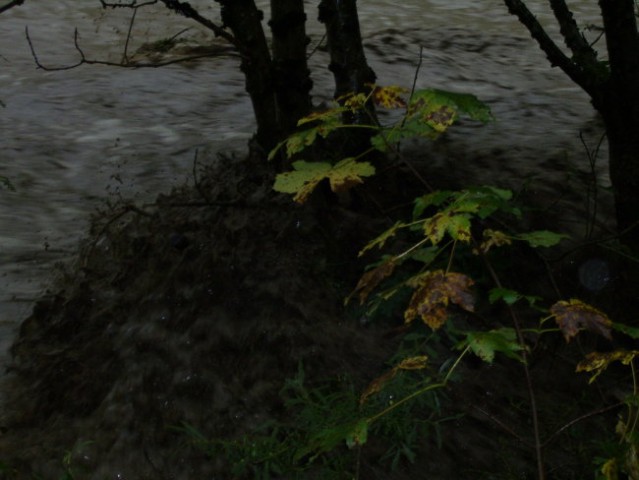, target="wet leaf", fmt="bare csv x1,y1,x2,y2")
297,107,344,126
296,421,360,462
404,270,475,330
488,287,522,306
326,158,375,194
410,88,493,123
576,350,639,383
423,213,471,244
345,419,369,448
360,369,398,406
445,214,472,242
463,328,525,364
273,159,375,204
600,457,618,480
551,299,612,342
413,191,454,219
409,246,440,265
360,355,428,405
423,212,448,245
347,259,397,305
273,161,331,203
474,229,512,254
359,221,405,256
612,322,639,339
370,85,408,109
396,355,429,370
342,92,368,110
517,230,568,248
